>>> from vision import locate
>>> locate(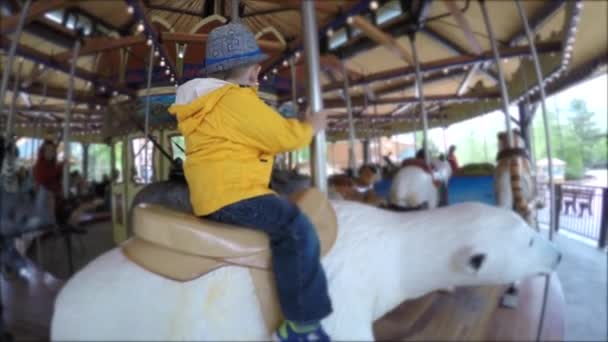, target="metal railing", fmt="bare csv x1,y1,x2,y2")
537,183,608,248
